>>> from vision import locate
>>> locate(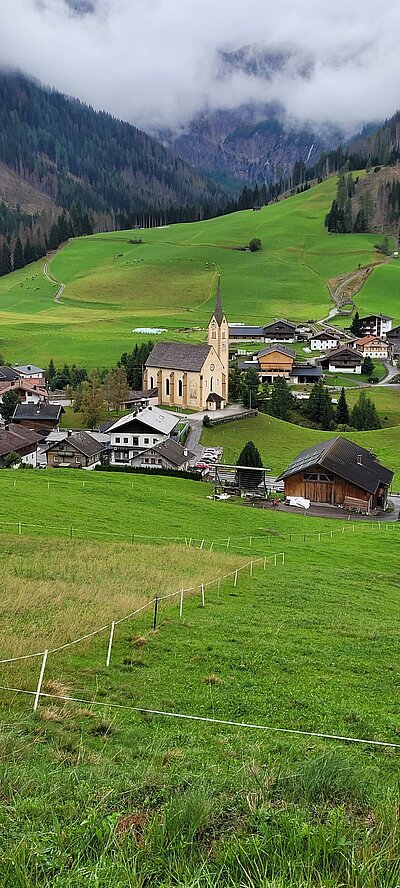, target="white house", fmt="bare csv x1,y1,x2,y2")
352,336,389,359
107,406,180,466
309,332,342,351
